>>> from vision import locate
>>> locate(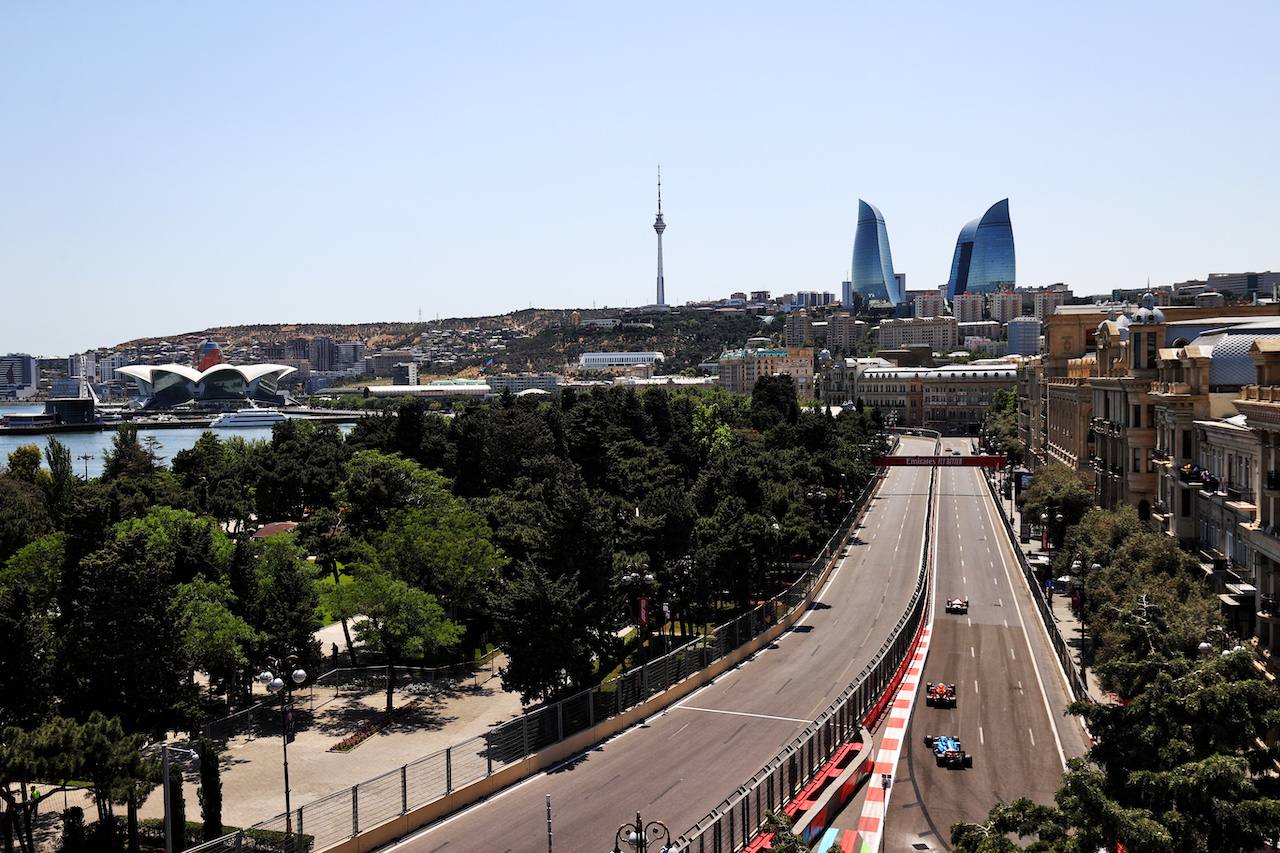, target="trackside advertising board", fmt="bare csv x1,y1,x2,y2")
871,455,1006,467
